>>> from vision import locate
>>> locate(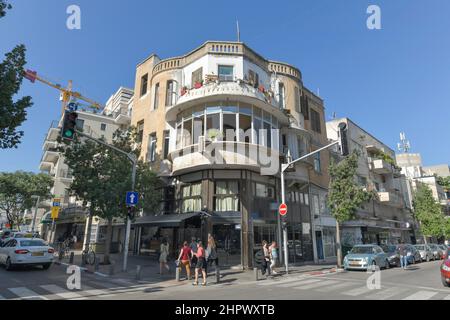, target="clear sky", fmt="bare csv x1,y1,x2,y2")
0,0,449,173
